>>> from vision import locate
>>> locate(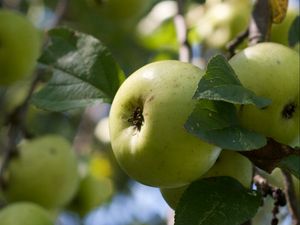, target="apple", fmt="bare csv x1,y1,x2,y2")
0,202,53,225
3,135,80,209
0,10,41,86
160,150,253,209
195,0,252,49
67,174,113,217
229,43,299,146
109,60,221,188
